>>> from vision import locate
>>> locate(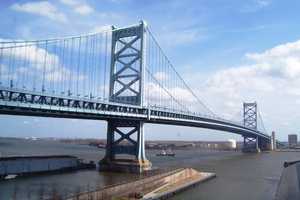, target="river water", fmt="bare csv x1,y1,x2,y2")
0,138,299,200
